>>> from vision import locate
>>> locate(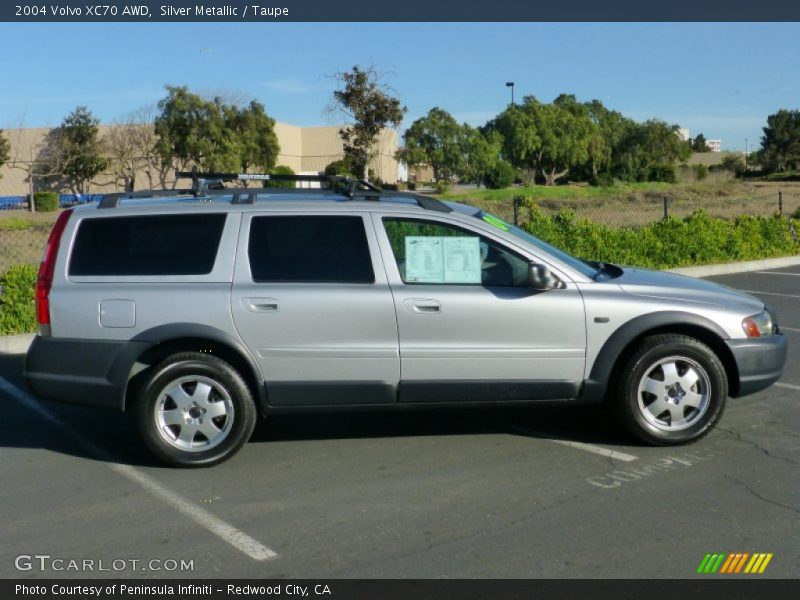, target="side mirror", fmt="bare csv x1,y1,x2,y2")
528,263,562,290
